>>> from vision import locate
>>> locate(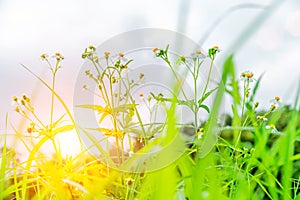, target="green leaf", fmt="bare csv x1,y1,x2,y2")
198,87,218,105
199,104,210,113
